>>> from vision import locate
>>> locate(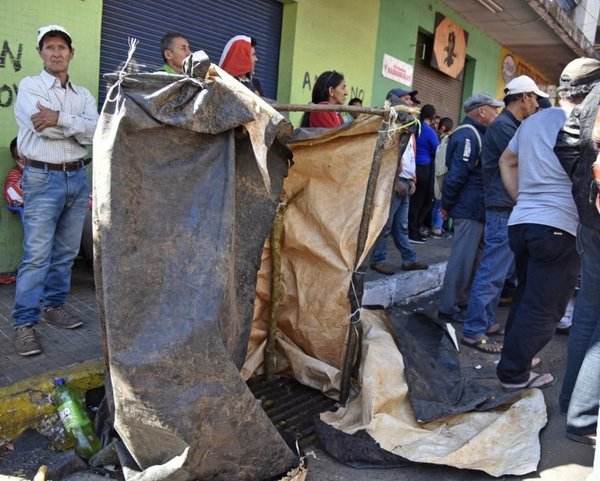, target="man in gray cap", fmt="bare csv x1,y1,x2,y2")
438,93,503,322
555,57,600,445
11,25,98,356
